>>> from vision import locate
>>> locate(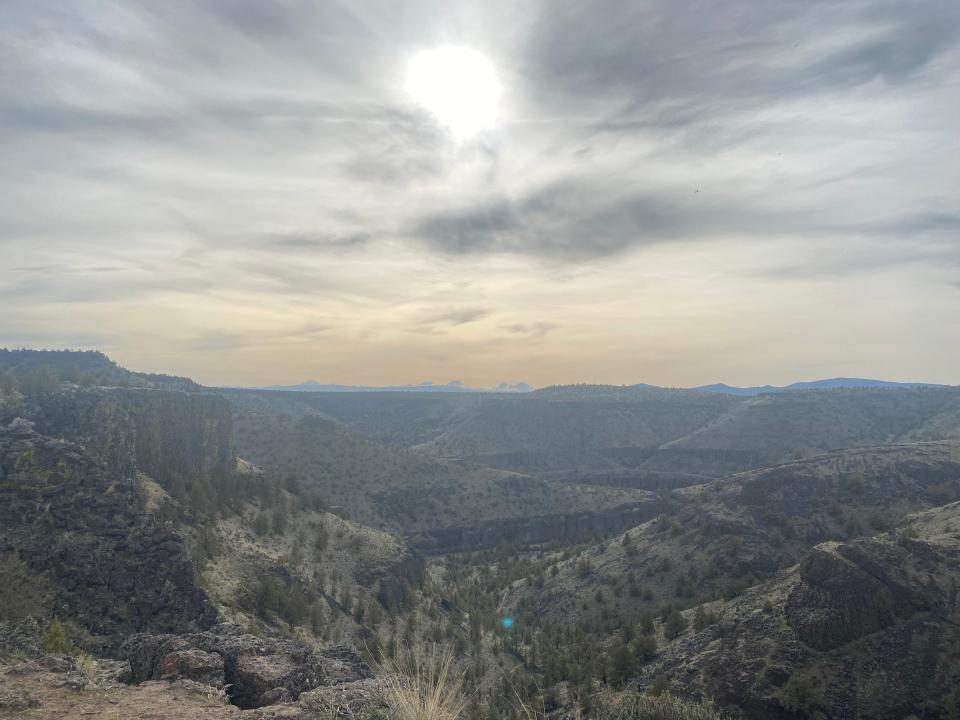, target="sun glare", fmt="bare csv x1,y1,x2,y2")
406,46,501,139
